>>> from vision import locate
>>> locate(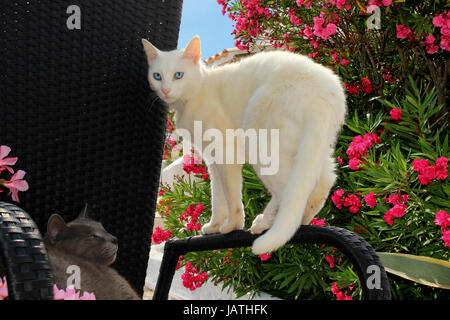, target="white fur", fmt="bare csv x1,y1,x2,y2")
143,37,347,254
